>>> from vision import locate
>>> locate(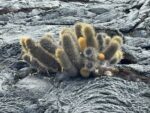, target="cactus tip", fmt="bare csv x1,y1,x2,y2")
98,53,105,61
